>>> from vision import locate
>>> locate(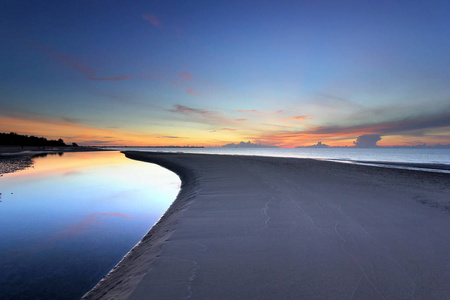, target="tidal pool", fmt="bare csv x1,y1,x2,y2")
0,151,180,299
